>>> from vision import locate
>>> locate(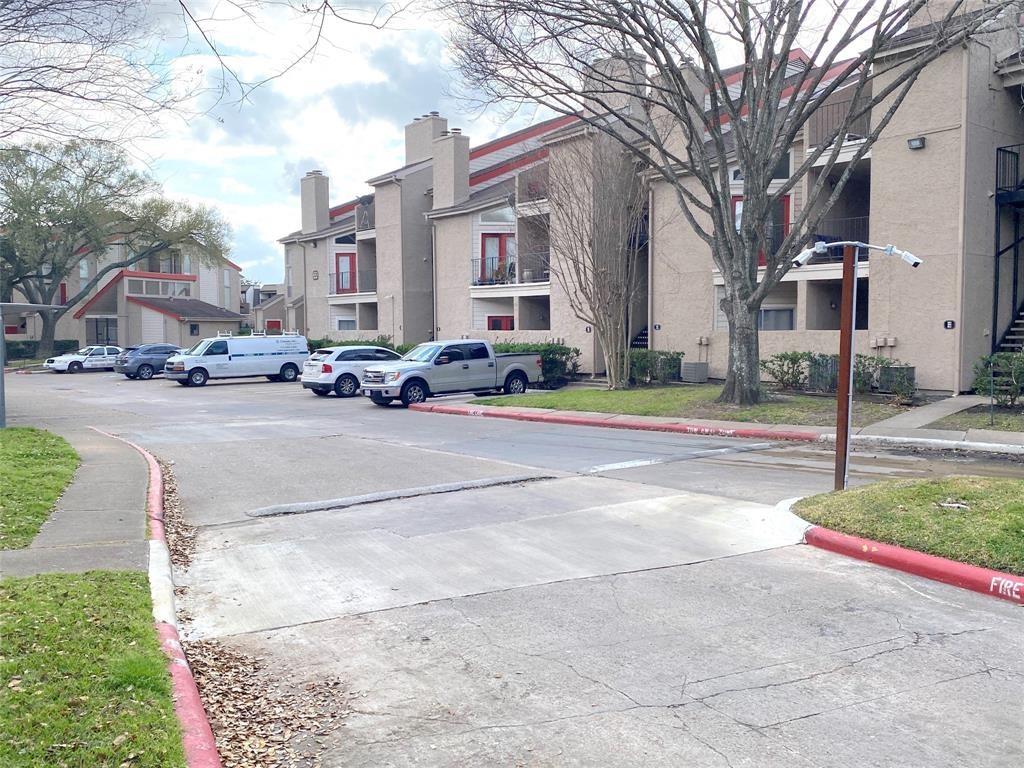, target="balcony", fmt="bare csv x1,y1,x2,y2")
328,269,377,295
806,216,871,261
996,144,1024,205
807,98,871,149
472,250,550,286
